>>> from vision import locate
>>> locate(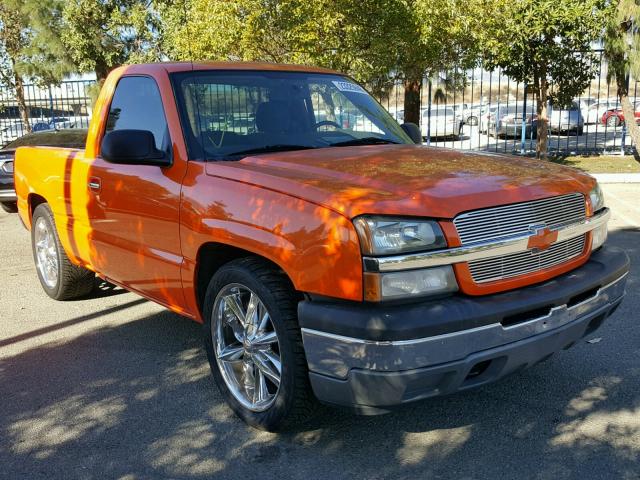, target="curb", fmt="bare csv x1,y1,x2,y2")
592,173,640,184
